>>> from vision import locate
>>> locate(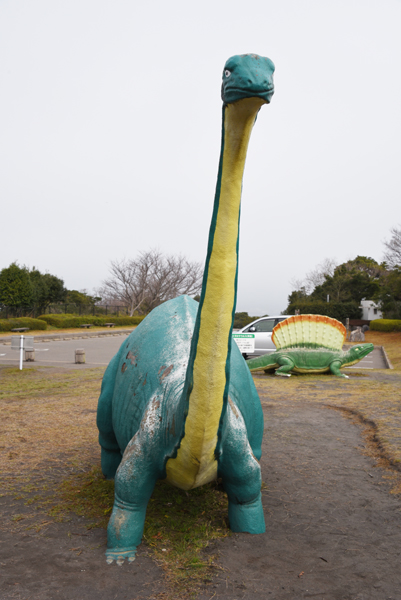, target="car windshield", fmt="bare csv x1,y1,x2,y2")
246,319,275,333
